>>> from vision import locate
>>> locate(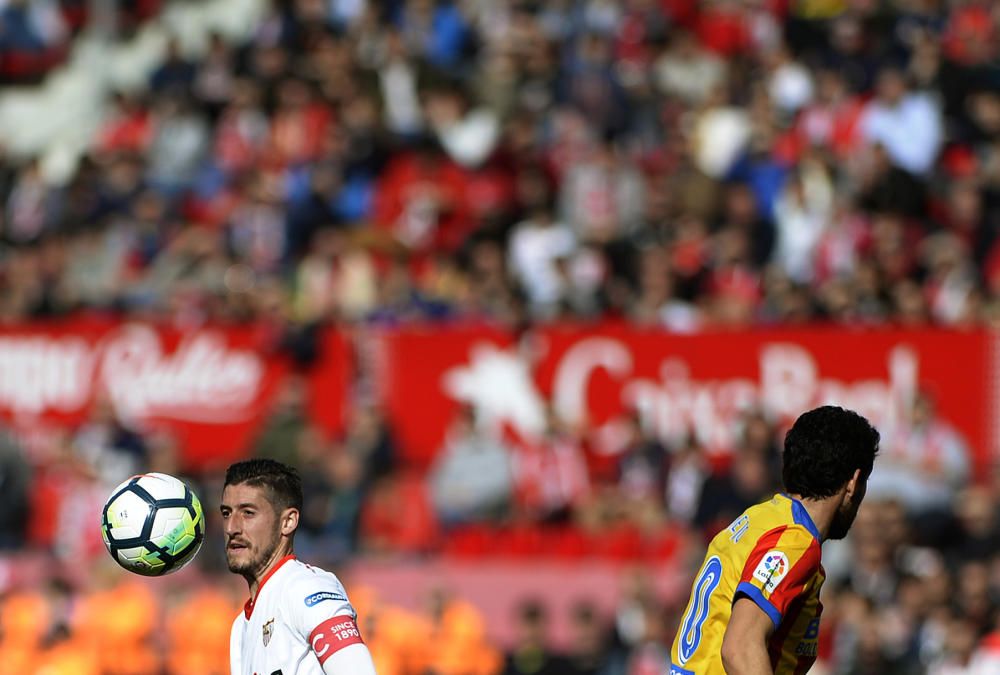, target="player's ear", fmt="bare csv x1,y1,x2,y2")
280,507,299,536
844,468,862,500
